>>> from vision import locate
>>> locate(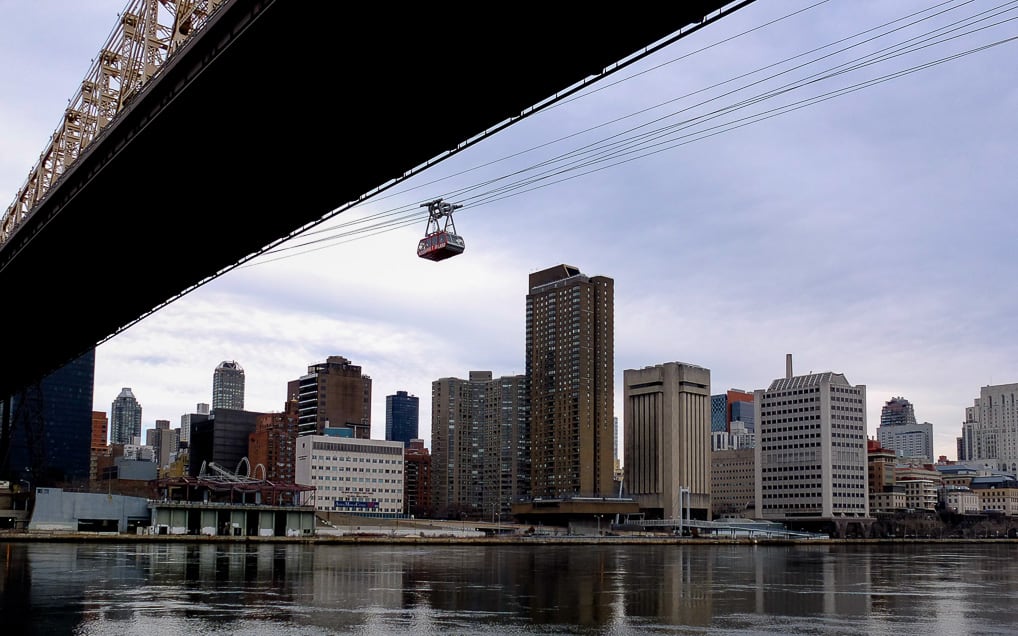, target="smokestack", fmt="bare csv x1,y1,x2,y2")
786,353,793,379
